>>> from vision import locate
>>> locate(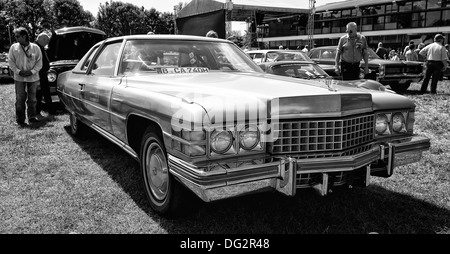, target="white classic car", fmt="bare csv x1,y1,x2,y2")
57,35,430,216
